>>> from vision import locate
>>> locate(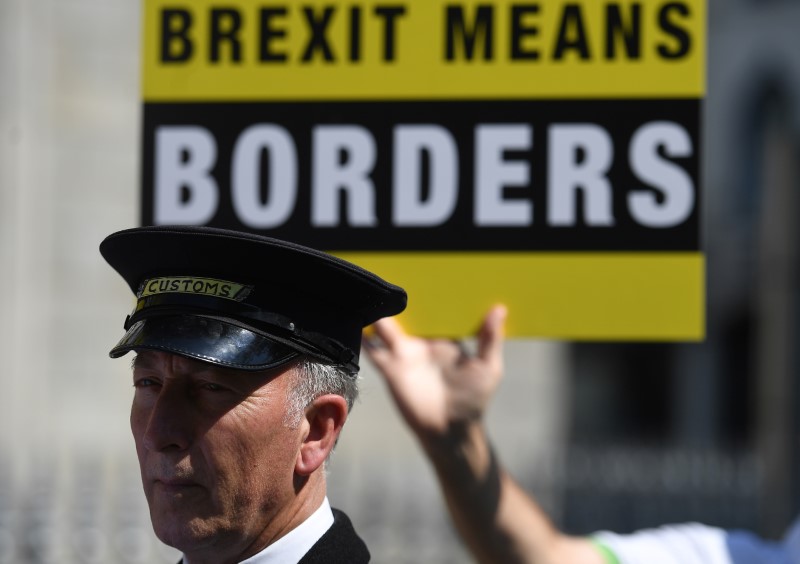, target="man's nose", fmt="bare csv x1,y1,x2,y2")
141,387,193,452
